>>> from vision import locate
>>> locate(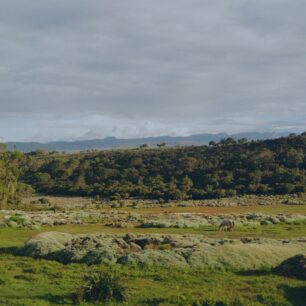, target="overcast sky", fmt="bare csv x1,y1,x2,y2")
0,0,305,142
